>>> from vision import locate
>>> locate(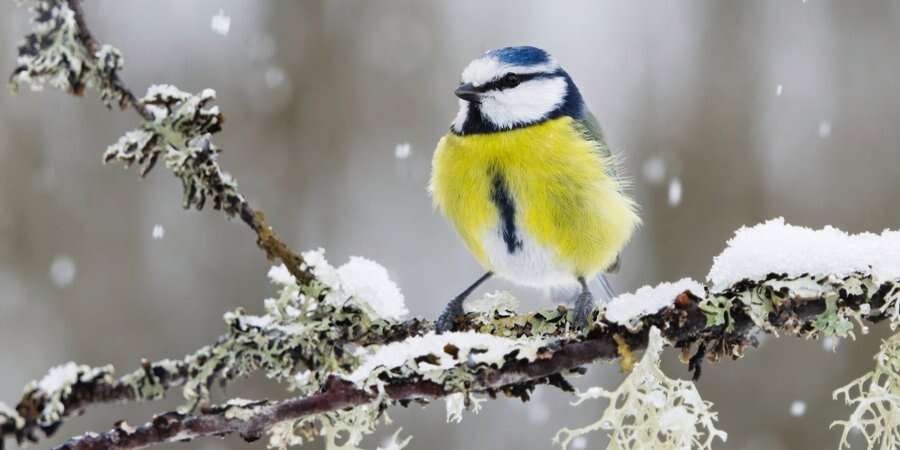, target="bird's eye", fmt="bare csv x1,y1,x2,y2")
500,73,521,88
